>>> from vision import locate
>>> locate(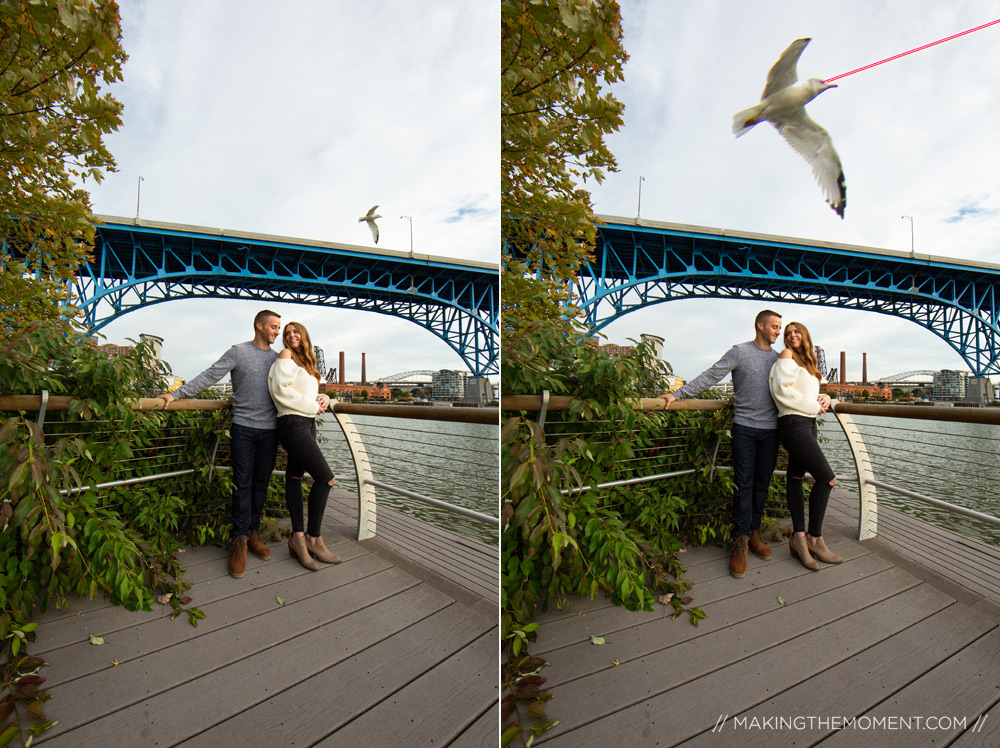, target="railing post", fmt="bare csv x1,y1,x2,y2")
37,389,49,430
331,409,377,540
832,409,878,540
